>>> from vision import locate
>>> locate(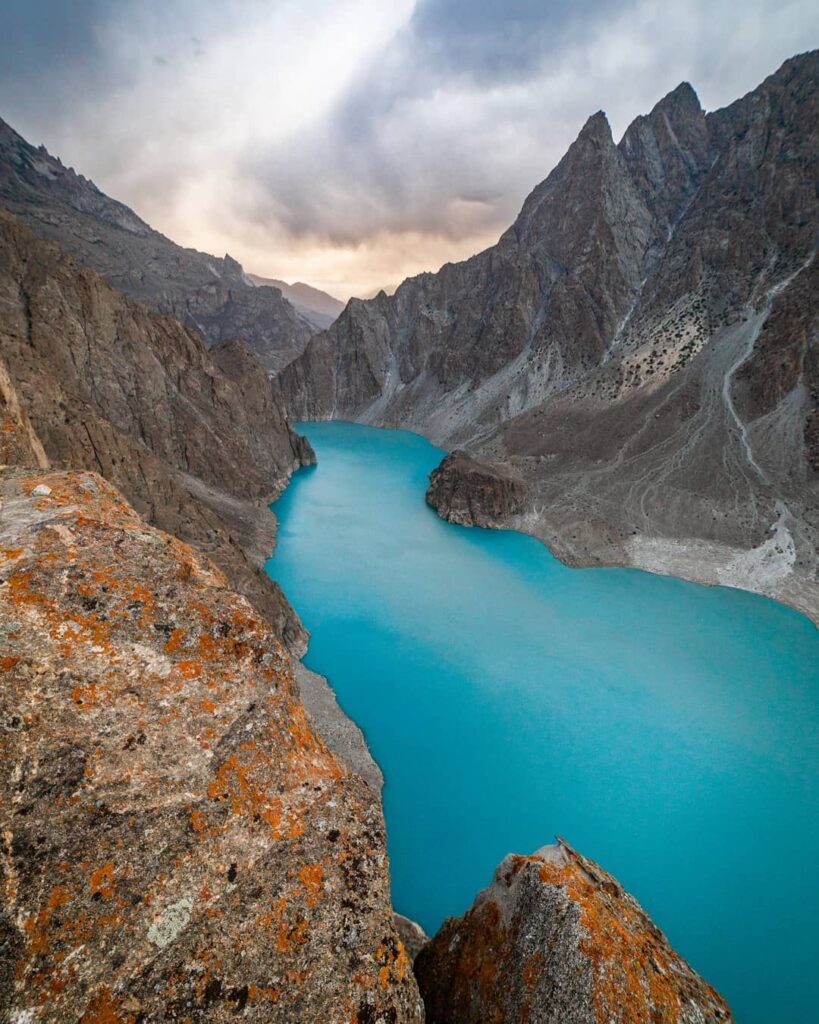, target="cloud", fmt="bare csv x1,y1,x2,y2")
1,0,817,298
